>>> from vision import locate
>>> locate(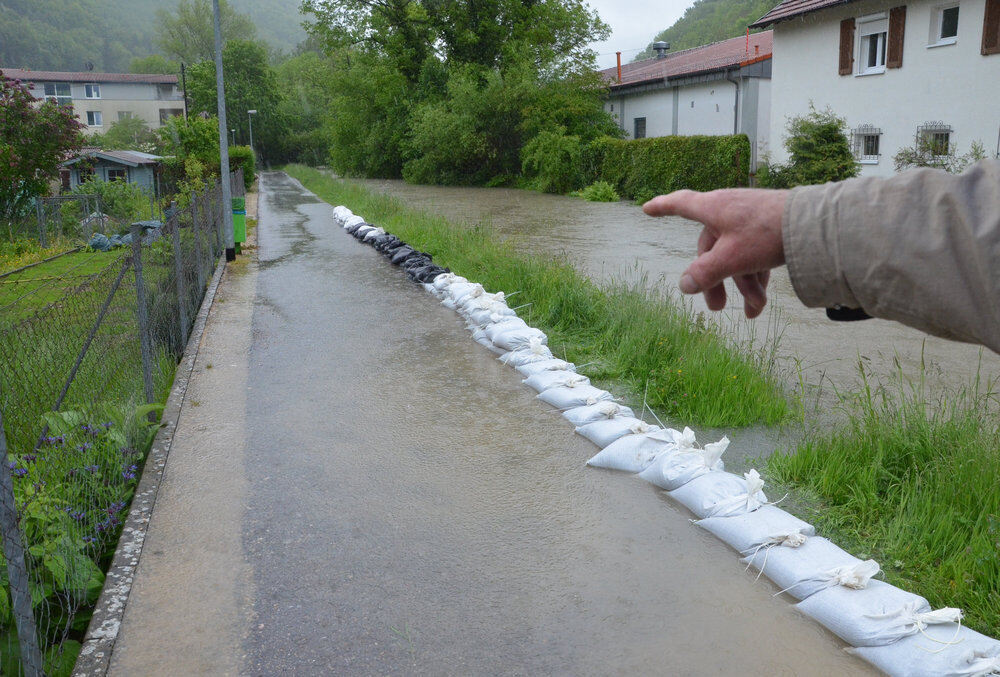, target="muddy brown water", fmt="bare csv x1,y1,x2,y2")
355,177,1000,408
232,172,876,674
